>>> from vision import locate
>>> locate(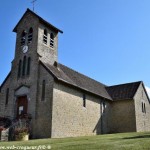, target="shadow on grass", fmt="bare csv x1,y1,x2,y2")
123,134,150,139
